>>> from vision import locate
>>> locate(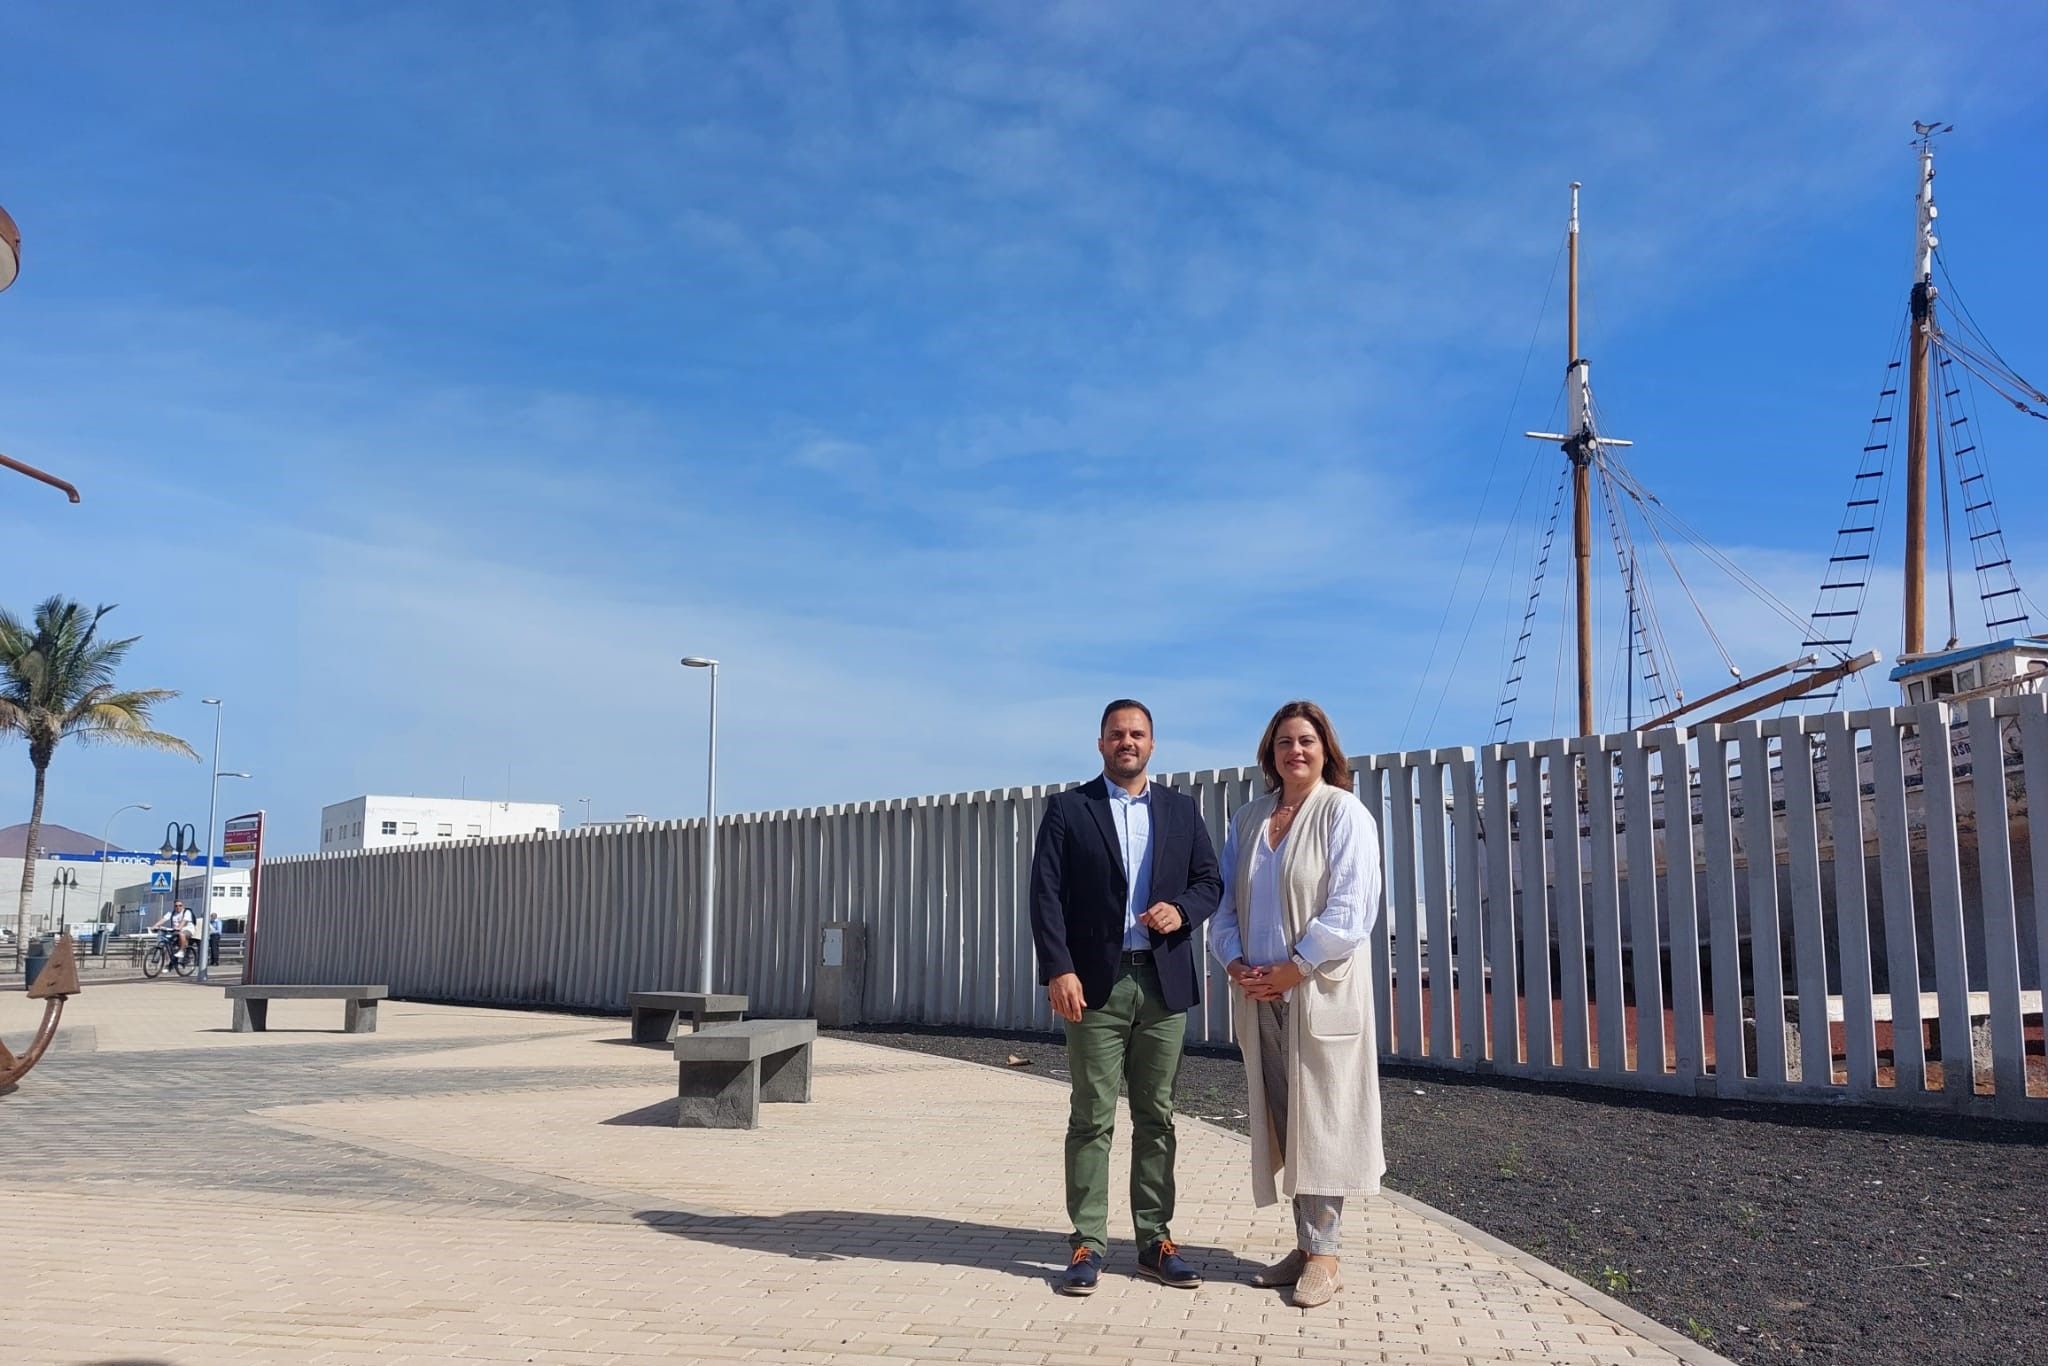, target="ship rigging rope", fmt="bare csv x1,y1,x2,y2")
1626,481,1681,700
1784,313,1911,719
1490,461,1571,740
1933,376,1960,645
1625,463,1737,678
1632,478,1739,676
1399,235,1569,747
1550,493,1575,738
1601,462,1818,641
1937,346,2032,638
1599,457,1677,713
1939,333,2048,418
1936,250,2048,417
